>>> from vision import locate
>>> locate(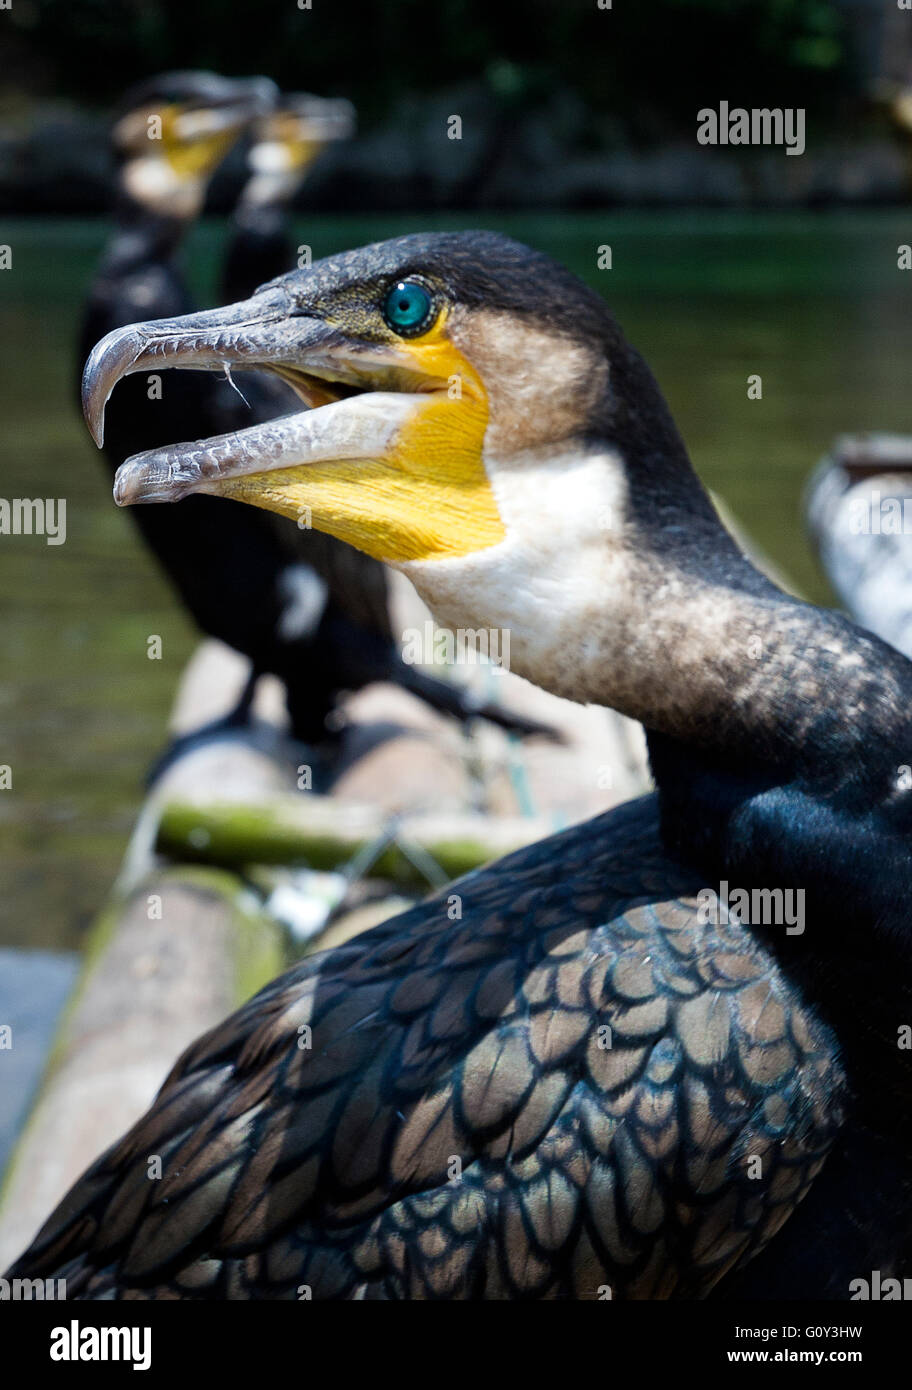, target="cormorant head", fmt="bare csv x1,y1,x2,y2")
83,231,702,700
240,94,355,209
112,71,278,219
